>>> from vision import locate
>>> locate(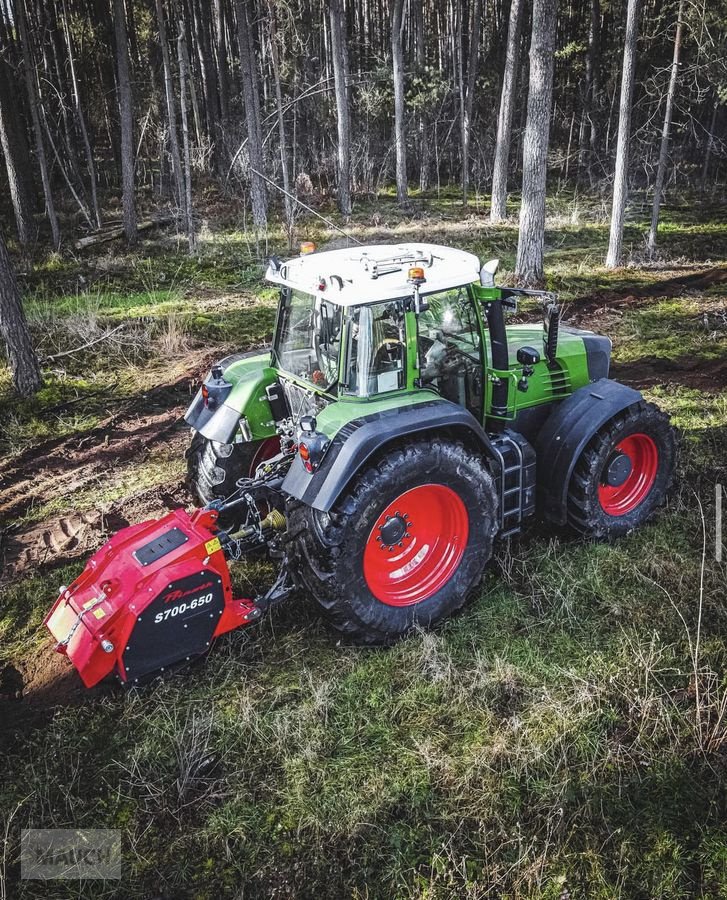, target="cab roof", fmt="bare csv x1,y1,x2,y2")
264,243,481,306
